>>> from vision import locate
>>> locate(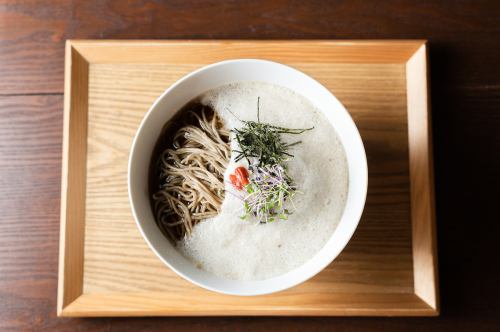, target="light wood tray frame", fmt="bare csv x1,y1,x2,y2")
58,40,438,317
